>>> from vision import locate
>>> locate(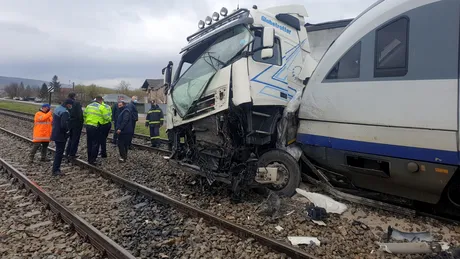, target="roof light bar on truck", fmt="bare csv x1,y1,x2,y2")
187,8,250,42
